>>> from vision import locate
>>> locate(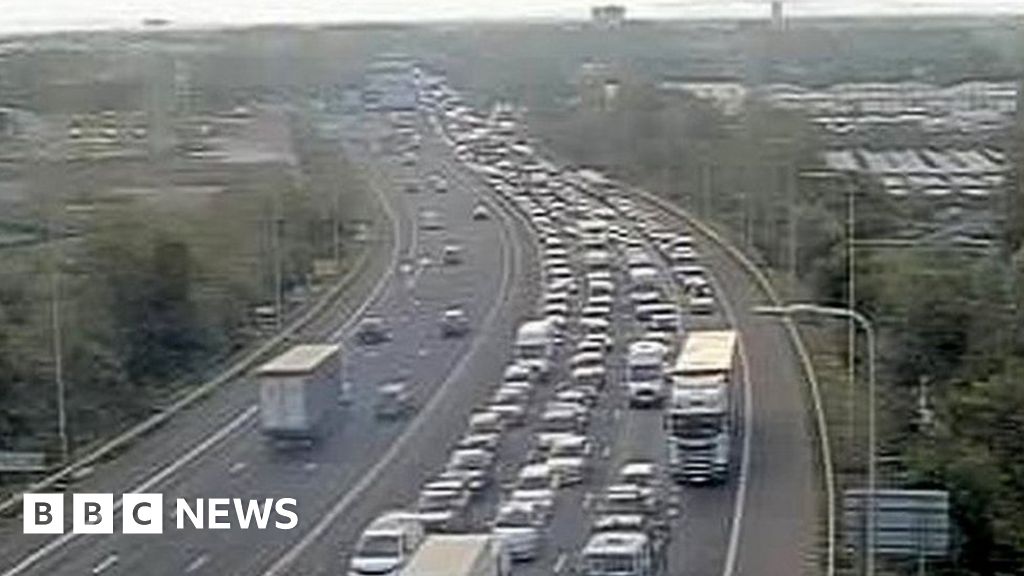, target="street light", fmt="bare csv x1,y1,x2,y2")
754,302,877,576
